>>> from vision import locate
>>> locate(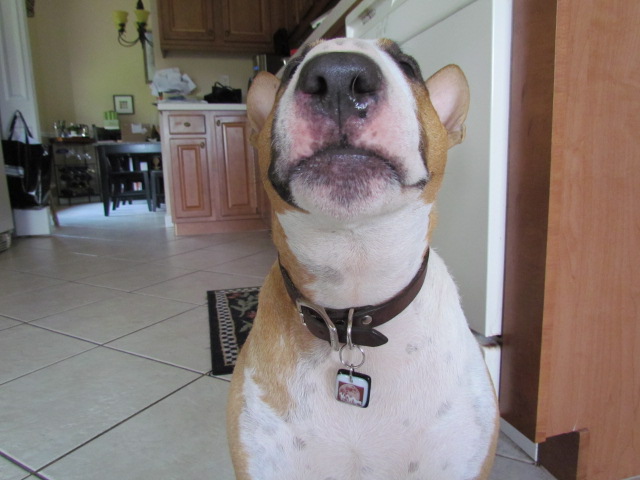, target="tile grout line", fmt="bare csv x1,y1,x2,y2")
75,269,198,291
100,344,213,376
0,292,207,386
0,277,205,325
0,276,69,301
0,344,103,388
0,314,211,386
24,302,201,346
4,237,273,291
33,374,207,475
0,280,128,323
0,449,39,478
